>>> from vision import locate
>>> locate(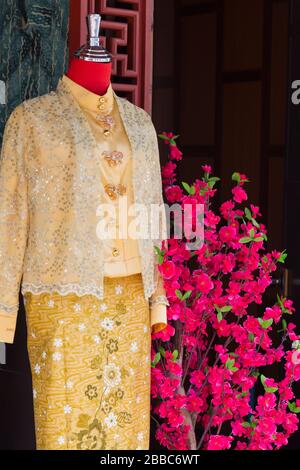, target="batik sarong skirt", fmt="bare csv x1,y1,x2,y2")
24,273,151,450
